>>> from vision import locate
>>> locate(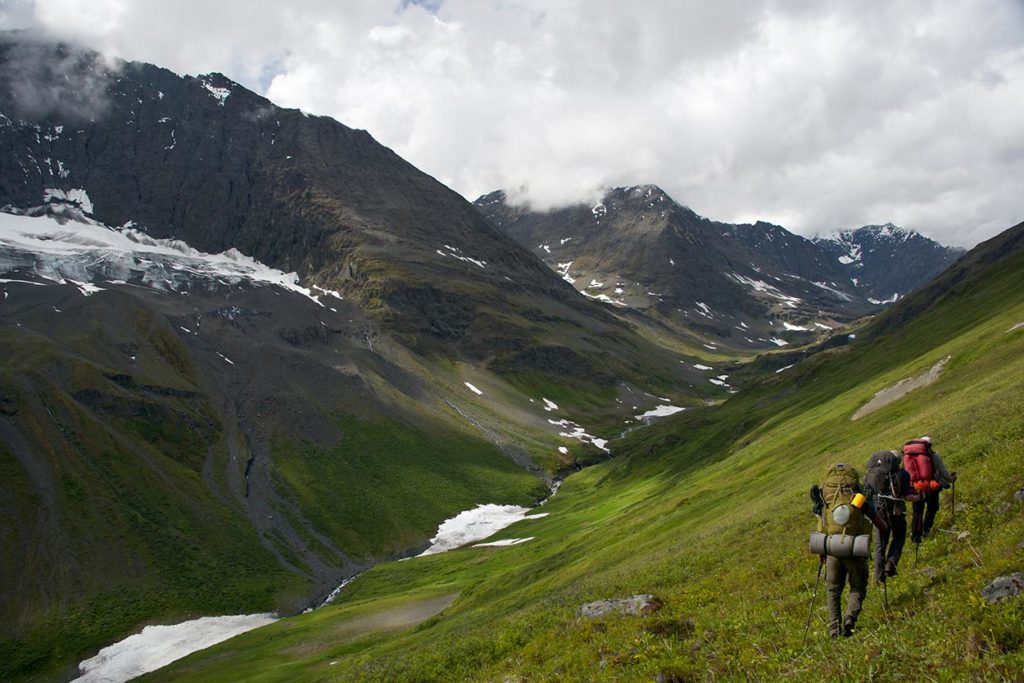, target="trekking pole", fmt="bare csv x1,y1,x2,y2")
883,579,889,617
951,479,956,528
803,561,824,645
